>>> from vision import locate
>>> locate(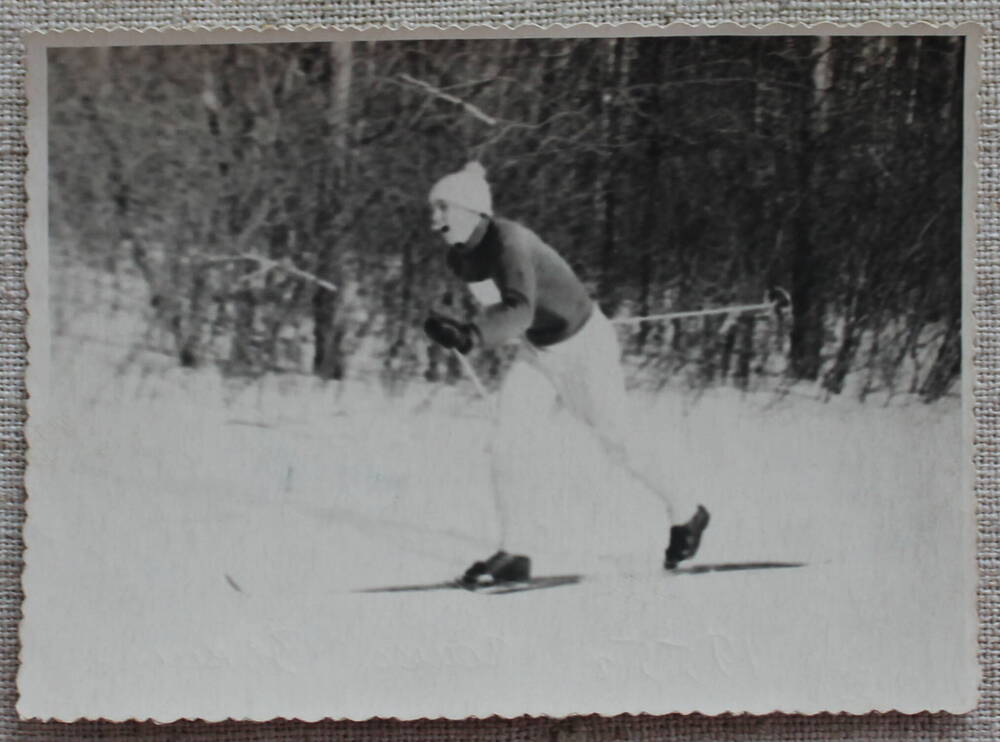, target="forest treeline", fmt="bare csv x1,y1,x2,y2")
48,35,964,400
